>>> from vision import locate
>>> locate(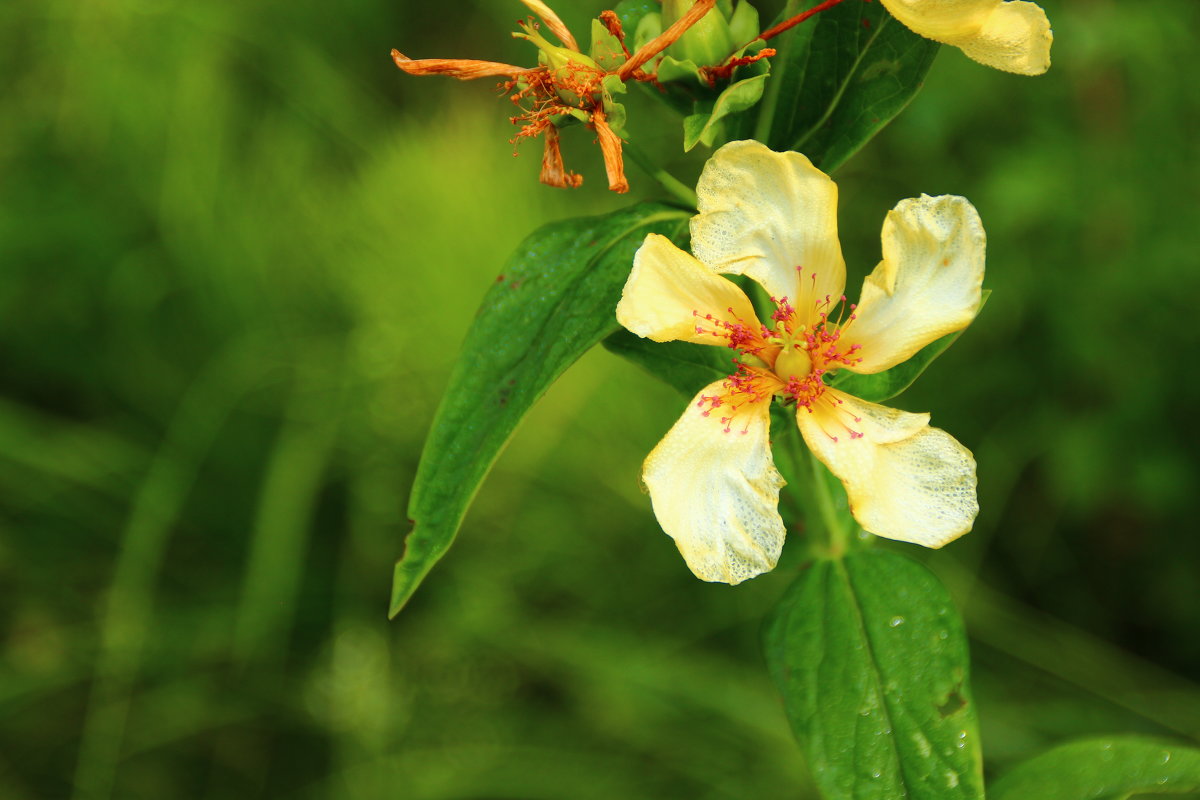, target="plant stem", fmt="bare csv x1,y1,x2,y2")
624,143,698,209
810,449,849,557
758,0,850,43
